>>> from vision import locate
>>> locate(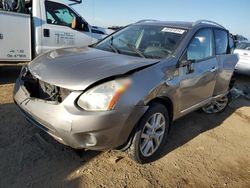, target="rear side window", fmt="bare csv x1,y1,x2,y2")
214,29,228,55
